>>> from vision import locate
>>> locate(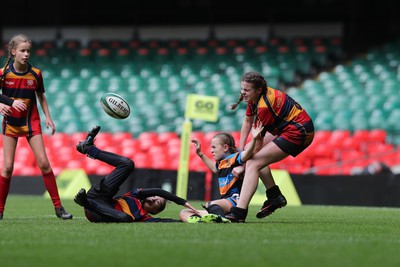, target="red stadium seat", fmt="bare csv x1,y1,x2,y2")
368,129,387,144
95,132,113,147
204,131,220,143
311,142,334,159
329,130,351,147
353,129,370,143
69,132,86,144
366,143,394,156
313,130,332,144
130,152,151,168
191,132,206,144
51,132,71,148
287,165,310,174
113,132,133,143
138,132,159,152
158,132,179,145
